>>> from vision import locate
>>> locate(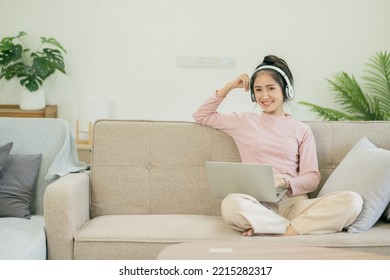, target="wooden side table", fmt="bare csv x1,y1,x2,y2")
0,105,57,118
